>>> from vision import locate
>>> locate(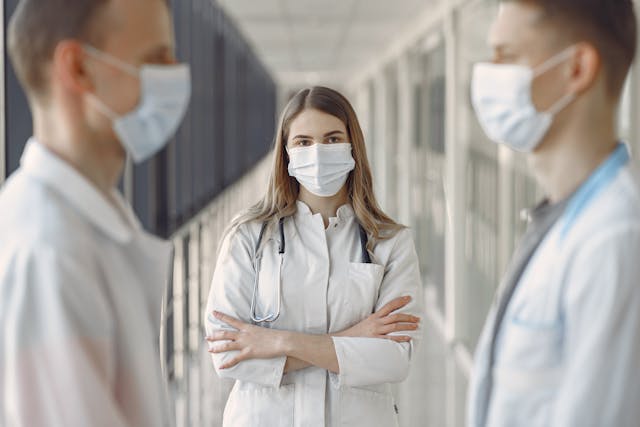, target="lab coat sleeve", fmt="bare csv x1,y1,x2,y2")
331,228,422,388
2,244,129,427
205,225,287,387
551,225,640,426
